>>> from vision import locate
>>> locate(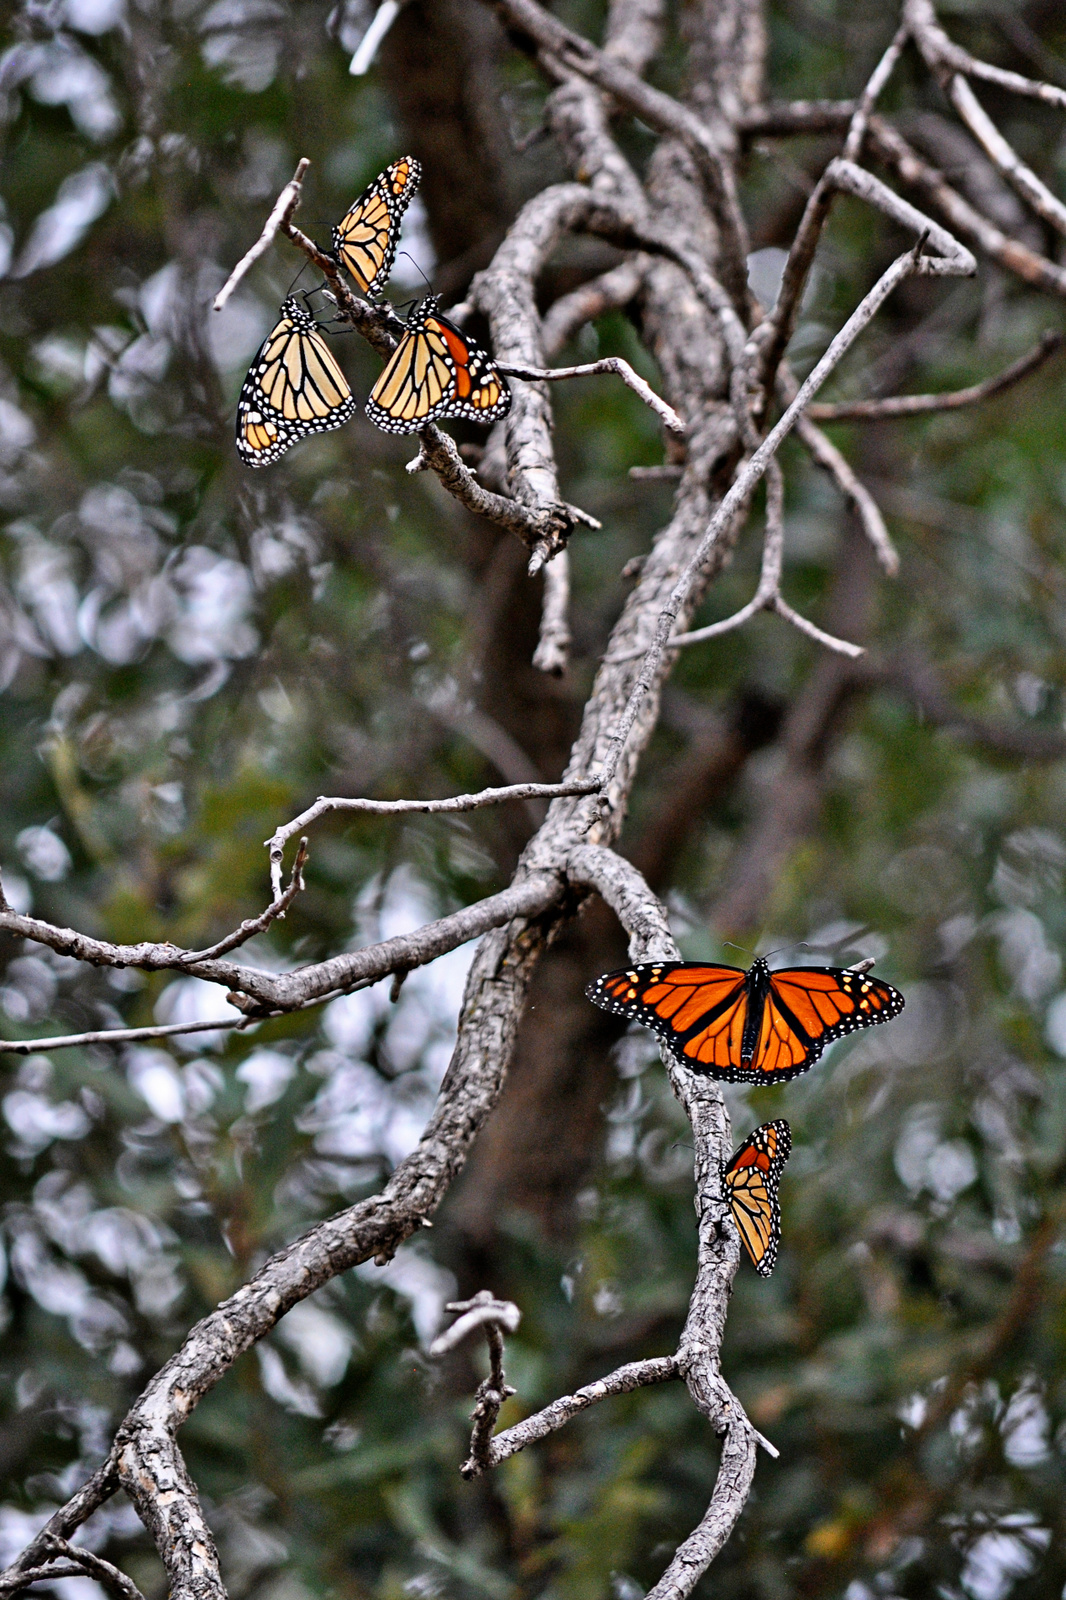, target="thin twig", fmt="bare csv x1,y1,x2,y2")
739,99,857,137
532,548,571,675
946,74,1066,238
807,330,1065,419
904,0,1066,111
842,23,909,162
464,1355,679,1476
610,462,864,661
38,1539,146,1600
866,115,1066,299
429,1292,522,1356
429,1291,522,1477
597,226,972,793
212,159,309,312
0,1016,247,1056
629,464,682,480
266,779,600,900
197,840,307,948
771,595,864,657
751,155,975,409
791,406,899,575
498,358,685,434
0,1567,93,1595
349,0,403,74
